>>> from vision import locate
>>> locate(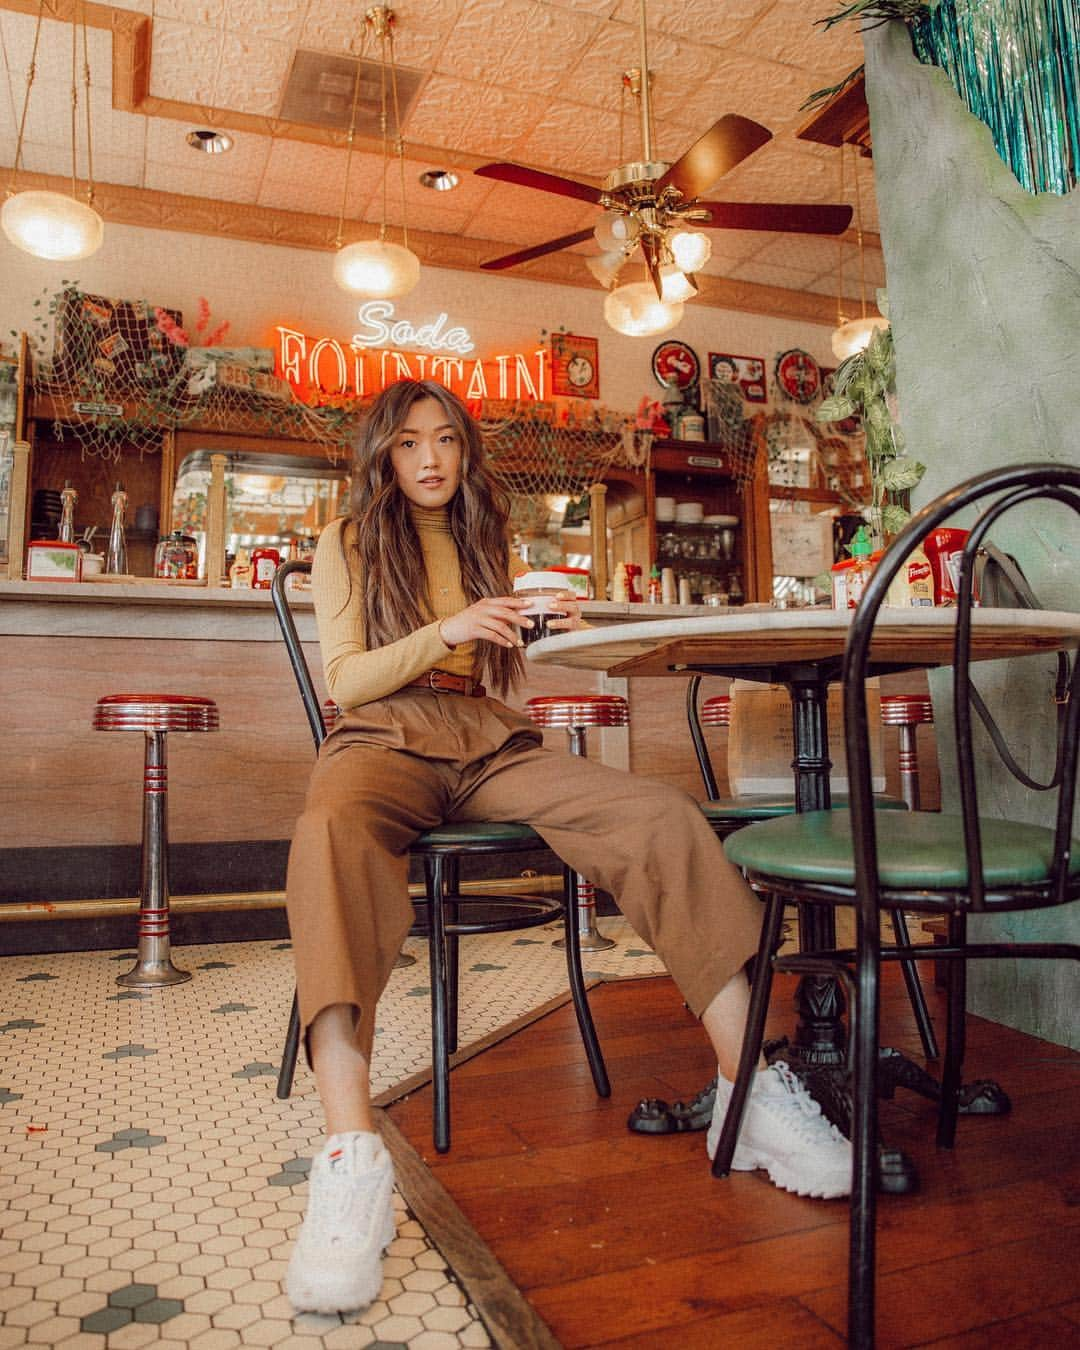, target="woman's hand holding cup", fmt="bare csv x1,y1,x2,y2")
438,596,533,649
